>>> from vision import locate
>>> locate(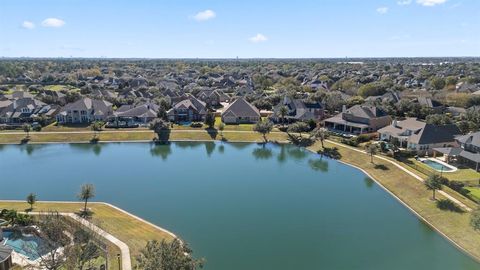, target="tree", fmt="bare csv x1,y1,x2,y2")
279,106,288,126
287,122,310,137
218,123,225,138
23,123,32,138
150,119,171,143
430,77,446,90
365,143,378,163
78,184,95,214
26,193,37,211
425,175,444,200
204,112,216,129
253,120,273,142
65,223,102,270
311,127,329,148
32,212,70,270
471,208,480,231
90,121,103,139
136,239,204,270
